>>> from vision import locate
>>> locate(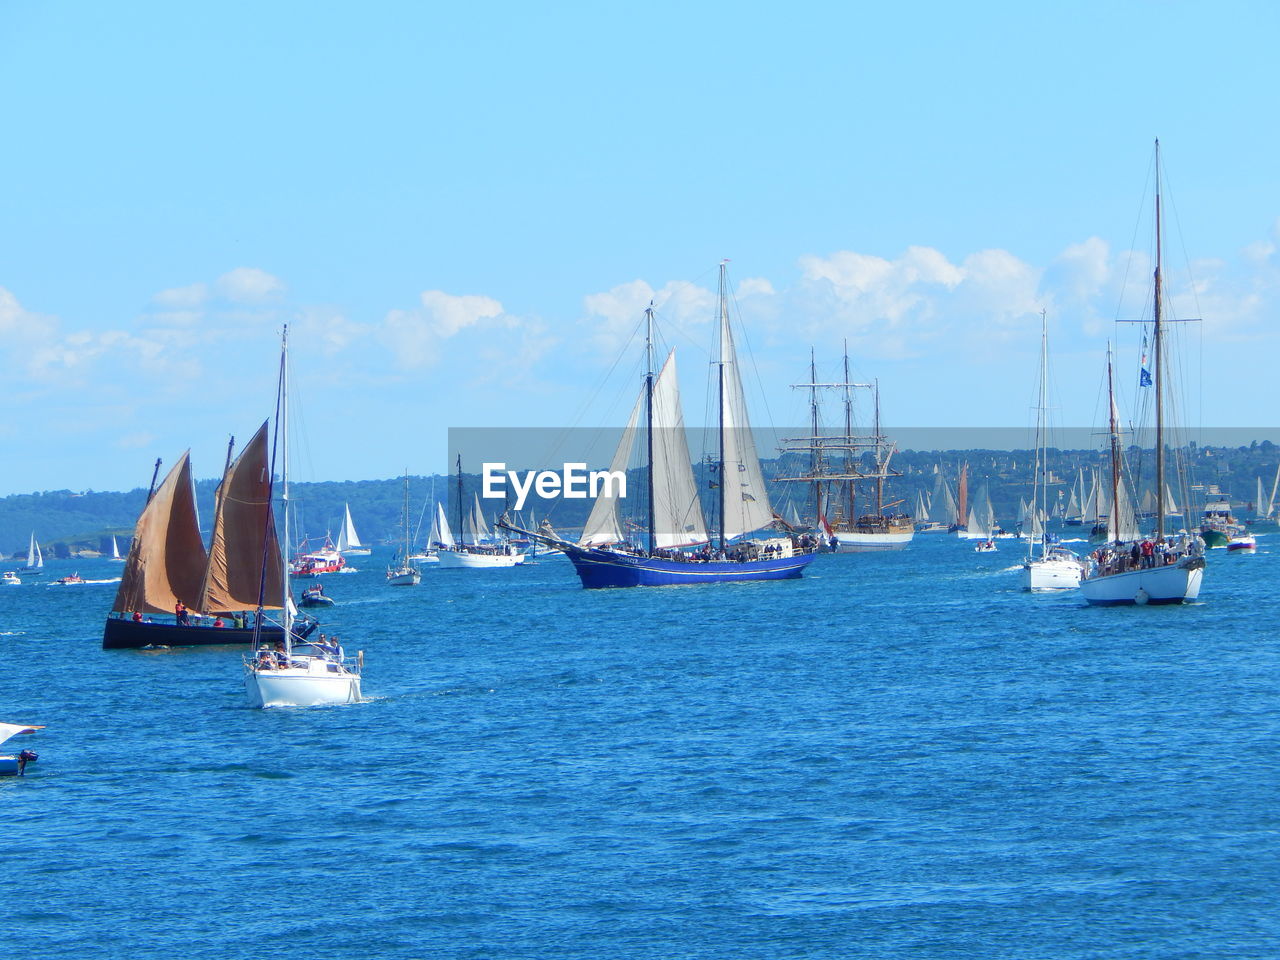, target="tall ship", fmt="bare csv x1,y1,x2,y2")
1079,140,1204,606
778,345,913,551
505,262,815,587
435,458,523,568
102,427,304,649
